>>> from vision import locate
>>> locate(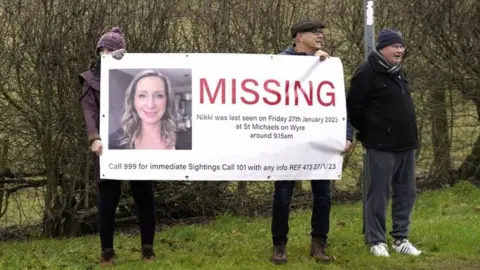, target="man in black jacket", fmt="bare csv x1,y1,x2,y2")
270,19,354,264
346,28,422,257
